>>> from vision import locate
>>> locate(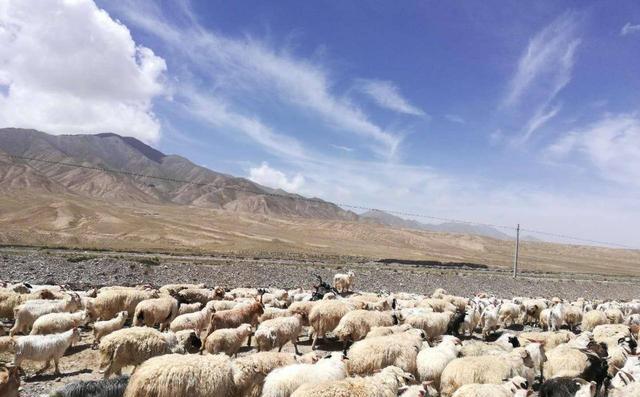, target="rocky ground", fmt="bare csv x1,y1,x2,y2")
0,247,638,300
